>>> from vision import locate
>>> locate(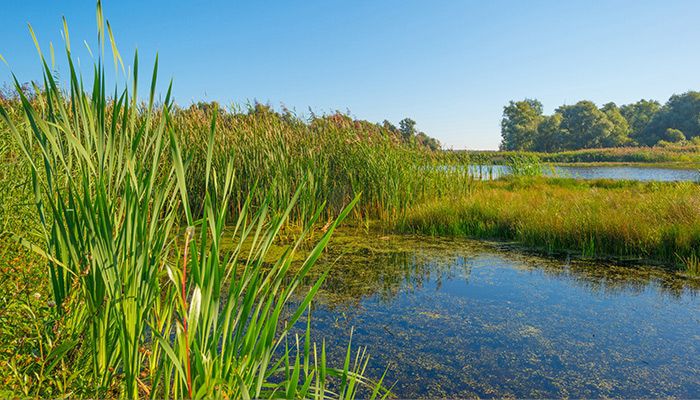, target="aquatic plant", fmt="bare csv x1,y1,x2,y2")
0,5,389,398
678,253,700,276
399,177,700,269
505,153,543,177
